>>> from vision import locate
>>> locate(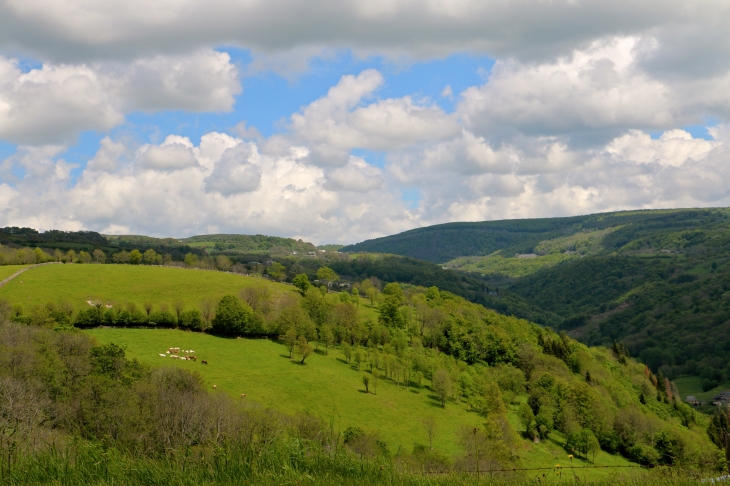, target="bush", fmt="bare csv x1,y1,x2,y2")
148,310,176,328
211,295,255,335
179,309,204,331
